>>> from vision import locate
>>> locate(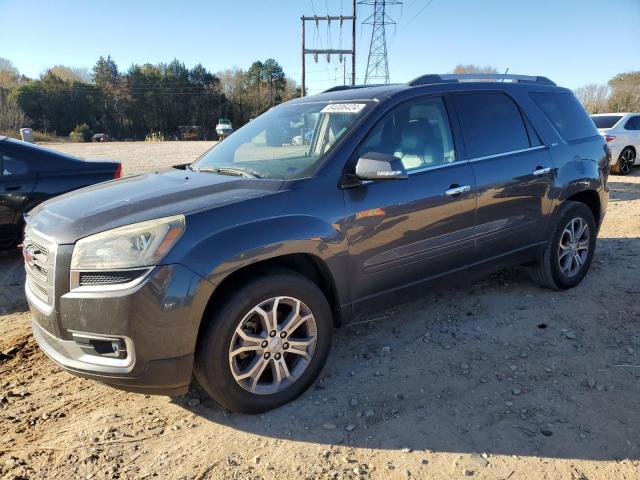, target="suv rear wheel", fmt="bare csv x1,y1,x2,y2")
530,201,597,290
194,271,333,413
611,147,635,175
